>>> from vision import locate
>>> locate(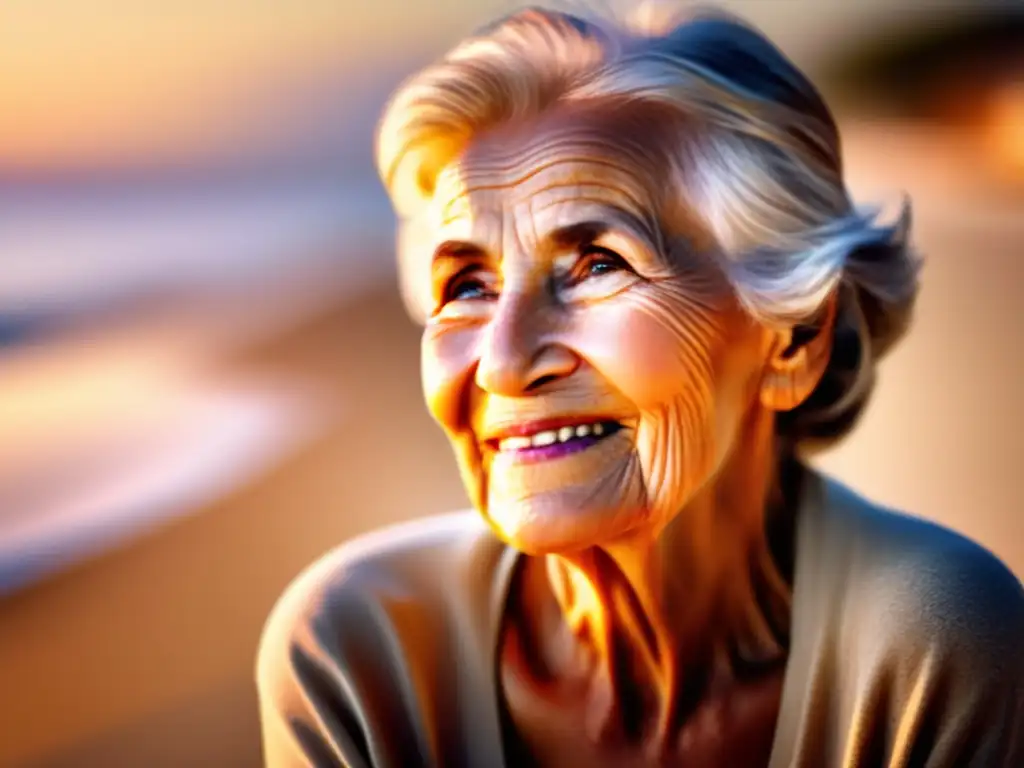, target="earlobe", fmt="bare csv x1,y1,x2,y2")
760,292,838,412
